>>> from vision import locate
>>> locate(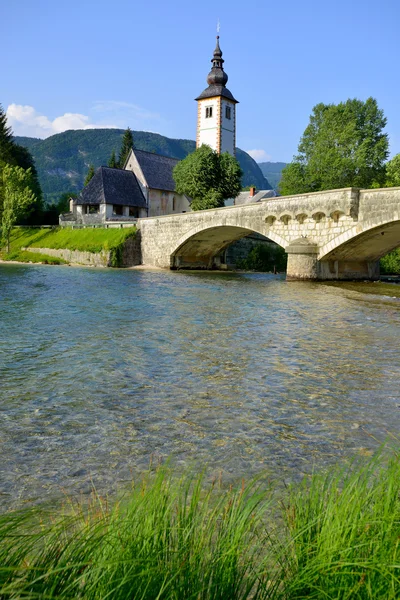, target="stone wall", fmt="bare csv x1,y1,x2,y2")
25,234,142,268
